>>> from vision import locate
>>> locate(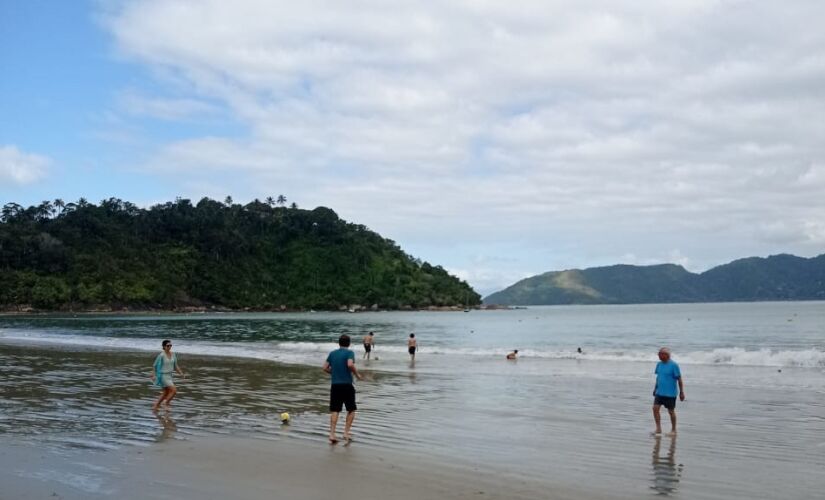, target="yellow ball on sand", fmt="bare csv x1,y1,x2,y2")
280,412,290,423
